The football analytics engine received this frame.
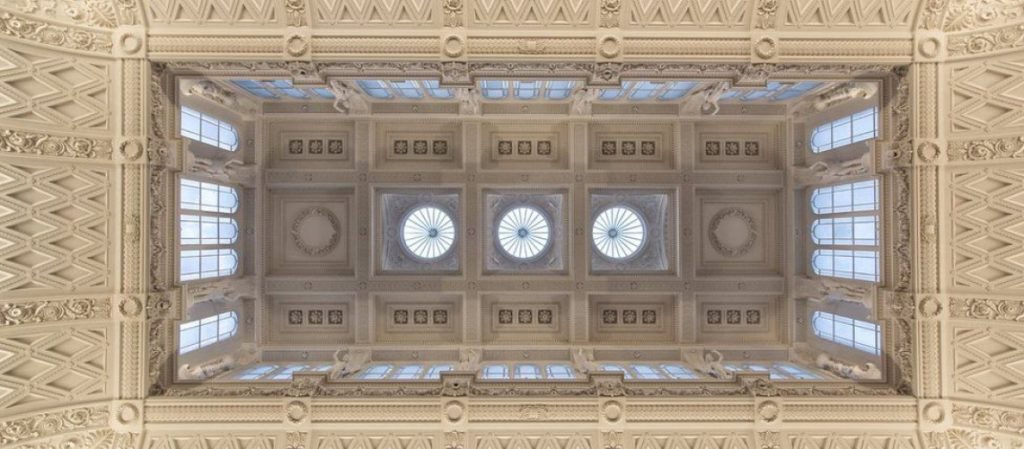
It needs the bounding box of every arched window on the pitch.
[178,311,238,354]
[810,107,877,153]
[812,311,881,355]
[180,179,240,282]
[810,180,880,282]
[180,106,239,151]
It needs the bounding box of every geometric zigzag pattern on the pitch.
[953,326,1024,404]
[146,434,277,449]
[787,434,918,449]
[472,0,590,26]
[628,0,748,27]
[782,0,914,28]
[634,435,752,449]
[950,56,1024,135]
[145,0,281,25]
[0,47,109,131]
[316,0,434,25]
[0,160,111,293]
[950,168,1024,292]
[0,326,108,411]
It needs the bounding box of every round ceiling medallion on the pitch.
[401,206,456,260]
[592,206,646,260]
[708,207,757,257]
[497,206,551,261]
[291,207,341,257]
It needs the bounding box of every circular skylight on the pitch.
[592,206,646,260]
[401,206,456,260]
[497,206,551,260]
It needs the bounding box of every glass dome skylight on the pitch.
[592,206,646,260]
[401,206,456,260]
[497,206,551,260]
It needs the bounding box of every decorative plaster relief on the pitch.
[625,0,748,28]
[470,0,592,27]
[0,297,109,325]
[948,136,1024,161]
[374,294,462,343]
[950,56,1024,135]
[950,297,1024,322]
[952,325,1024,404]
[0,326,108,411]
[781,0,914,28]
[269,190,354,276]
[0,129,112,159]
[950,168,1024,293]
[0,45,110,130]
[0,158,112,294]
[588,294,675,343]
[707,207,757,258]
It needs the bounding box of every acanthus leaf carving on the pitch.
[950,297,1024,322]
[0,406,109,446]
[0,129,112,159]
[949,136,1024,161]
[0,297,110,325]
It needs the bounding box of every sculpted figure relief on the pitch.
[456,87,482,115]
[794,277,872,308]
[456,347,482,371]
[329,80,370,115]
[683,349,733,379]
[178,344,257,381]
[814,82,878,111]
[571,347,601,374]
[183,150,256,185]
[185,80,239,108]
[329,348,371,379]
[570,87,599,116]
[816,353,882,380]
[793,151,873,186]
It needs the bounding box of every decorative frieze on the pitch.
[952,404,1024,436]
[0,11,112,53]
[0,297,110,325]
[950,297,1024,322]
[0,406,109,446]
[0,129,112,159]
[948,136,1024,161]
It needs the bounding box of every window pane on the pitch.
[810,311,880,355]
[180,248,238,281]
[481,364,508,379]
[811,180,879,215]
[426,364,453,379]
[632,364,661,379]
[180,179,239,214]
[360,364,391,379]
[812,216,878,246]
[810,107,877,153]
[514,364,541,379]
[393,365,424,380]
[812,249,879,282]
[180,107,239,151]
[662,364,697,379]
[178,311,237,354]
[546,364,574,379]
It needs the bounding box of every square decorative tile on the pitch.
[621,141,636,155]
[394,309,409,324]
[622,309,637,324]
[517,141,532,155]
[726,309,741,324]
[705,141,720,156]
[393,140,409,154]
[433,309,448,324]
[537,141,552,155]
[641,141,656,156]
[744,141,759,156]
[707,309,722,324]
[537,309,553,324]
[601,141,616,155]
[413,309,429,324]
[433,140,448,155]
[309,140,324,154]
[328,309,343,324]
[413,140,428,154]
[642,309,657,324]
[498,309,513,324]
[725,141,740,156]
[518,309,533,324]
[328,139,344,154]
[602,309,618,324]
[289,140,304,154]
[498,141,513,155]
[746,309,761,324]
[288,309,304,325]
[308,309,323,324]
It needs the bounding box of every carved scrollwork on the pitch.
[599,0,620,27]
[0,298,109,325]
[0,406,109,446]
[950,297,1024,322]
[708,208,757,257]
[0,129,112,159]
[290,207,341,257]
[949,136,1024,161]
[0,11,112,53]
